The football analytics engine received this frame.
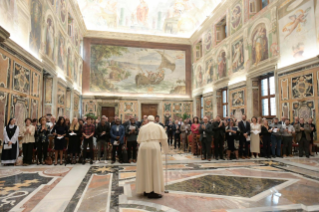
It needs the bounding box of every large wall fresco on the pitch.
[0,0,83,88]
[89,45,187,95]
[77,0,221,37]
[278,0,318,68]
[191,0,282,92]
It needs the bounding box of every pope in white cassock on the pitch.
[135,115,169,199]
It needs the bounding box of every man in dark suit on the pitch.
[238,114,251,159]
[308,118,316,156]
[166,118,175,146]
[295,118,312,158]
[174,120,181,149]
[212,116,225,160]
[200,116,213,161]
[123,115,132,129]
[155,115,164,128]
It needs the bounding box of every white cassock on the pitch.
[135,121,169,194]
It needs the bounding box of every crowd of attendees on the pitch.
[1,113,316,166]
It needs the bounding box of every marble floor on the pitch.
[1,148,319,212]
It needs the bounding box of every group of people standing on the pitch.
[185,114,316,161]
[1,113,316,166]
[1,114,163,166]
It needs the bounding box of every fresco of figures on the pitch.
[29,0,43,56]
[77,0,221,37]
[45,16,55,60]
[278,0,317,68]
[230,2,243,34]
[90,45,186,95]
[58,32,66,71]
[232,38,244,73]
[251,23,269,66]
[217,50,227,79]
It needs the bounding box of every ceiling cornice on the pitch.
[190,0,229,44]
[70,0,87,36]
[84,30,191,45]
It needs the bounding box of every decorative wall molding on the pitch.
[0,26,10,43]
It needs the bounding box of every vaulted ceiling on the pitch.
[76,0,222,38]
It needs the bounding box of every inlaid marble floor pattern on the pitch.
[1,149,319,212]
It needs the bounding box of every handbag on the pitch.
[45,156,53,165]
[234,139,239,149]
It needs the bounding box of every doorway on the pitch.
[101,107,115,123]
[141,104,158,118]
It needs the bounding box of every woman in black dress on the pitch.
[1,118,20,166]
[52,117,68,165]
[260,119,272,158]
[68,117,82,164]
[225,120,239,160]
[36,117,49,165]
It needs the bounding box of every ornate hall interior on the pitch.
[1,0,319,211]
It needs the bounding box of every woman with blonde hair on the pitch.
[68,117,82,164]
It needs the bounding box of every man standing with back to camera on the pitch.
[135,115,169,199]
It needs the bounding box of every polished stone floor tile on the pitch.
[166,174,287,198]
[1,153,319,212]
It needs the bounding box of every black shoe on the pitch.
[216,158,219,160]
[90,161,93,165]
[82,162,85,165]
[306,156,310,158]
[111,161,115,164]
[143,192,150,197]
[272,155,276,158]
[148,192,163,199]
[220,158,225,160]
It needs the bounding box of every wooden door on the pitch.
[101,107,115,123]
[141,104,158,118]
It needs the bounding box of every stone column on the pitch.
[252,78,260,117]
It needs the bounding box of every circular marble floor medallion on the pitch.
[44,167,70,175]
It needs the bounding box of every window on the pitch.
[249,0,269,15]
[222,89,228,118]
[200,96,204,119]
[215,16,227,44]
[195,40,202,61]
[261,0,269,9]
[260,75,276,118]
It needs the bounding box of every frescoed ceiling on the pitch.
[76,0,222,38]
